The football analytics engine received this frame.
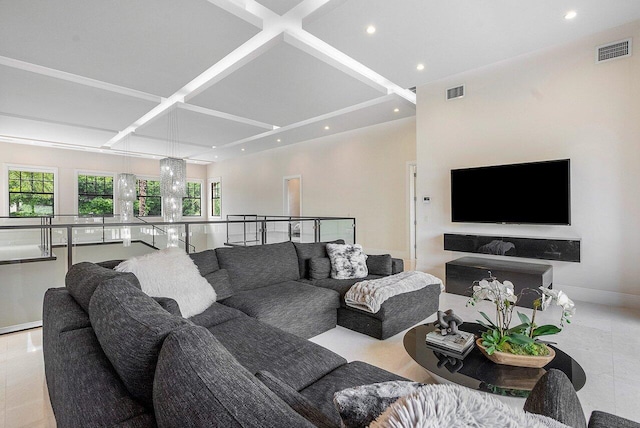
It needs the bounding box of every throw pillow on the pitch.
[326,243,368,280]
[309,257,332,280]
[370,384,570,428]
[333,381,424,428]
[203,268,235,300]
[115,247,216,318]
[366,254,393,276]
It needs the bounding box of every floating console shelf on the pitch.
[445,256,553,309]
[444,233,580,263]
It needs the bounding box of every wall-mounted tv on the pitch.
[451,159,571,225]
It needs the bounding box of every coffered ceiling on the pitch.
[1,0,639,163]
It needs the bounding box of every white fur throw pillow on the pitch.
[370,384,569,428]
[115,248,216,318]
[326,243,368,280]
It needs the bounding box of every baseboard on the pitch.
[557,284,640,310]
[0,320,42,335]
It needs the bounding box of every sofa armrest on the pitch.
[391,258,404,274]
[524,369,587,428]
[589,411,640,428]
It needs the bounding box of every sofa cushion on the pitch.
[293,240,345,279]
[89,276,189,407]
[153,297,182,317]
[207,316,346,391]
[255,371,338,428]
[300,361,407,426]
[366,254,393,276]
[154,325,314,428]
[55,327,154,427]
[66,262,141,313]
[115,248,216,318]
[221,281,339,336]
[216,241,300,291]
[524,369,587,428]
[308,275,384,298]
[309,257,332,280]
[326,243,368,280]
[188,302,246,328]
[203,268,234,300]
[188,249,219,275]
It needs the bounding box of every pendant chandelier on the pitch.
[160,105,186,247]
[116,134,136,247]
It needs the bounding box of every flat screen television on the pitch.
[451,159,571,225]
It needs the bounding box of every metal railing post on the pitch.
[67,226,73,270]
[352,218,356,244]
[261,220,267,244]
[185,223,190,253]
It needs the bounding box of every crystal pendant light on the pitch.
[160,105,186,247]
[116,135,136,247]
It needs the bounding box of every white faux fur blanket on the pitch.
[344,271,443,314]
[371,384,569,428]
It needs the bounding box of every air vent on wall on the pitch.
[596,38,632,63]
[446,85,465,100]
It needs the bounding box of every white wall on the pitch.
[416,21,640,307]
[0,142,208,217]
[207,117,417,258]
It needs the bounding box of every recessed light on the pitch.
[276,138,281,142]
[394,108,400,113]
[214,155,218,159]
[564,10,577,20]
[366,25,376,34]
[211,145,217,149]
[324,126,330,130]
[241,148,245,151]
[416,63,425,71]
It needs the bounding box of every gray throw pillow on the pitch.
[326,244,368,280]
[203,268,234,300]
[366,254,393,276]
[333,381,423,428]
[309,258,332,280]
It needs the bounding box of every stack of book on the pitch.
[426,329,475,358]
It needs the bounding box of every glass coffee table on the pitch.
[404,322,586,397]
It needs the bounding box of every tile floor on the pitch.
[0,292,639,427]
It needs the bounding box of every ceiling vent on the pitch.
[408,86,417,93]
[596,38,632,63]
[446,85,465,100]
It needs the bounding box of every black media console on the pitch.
[445,256,553,309]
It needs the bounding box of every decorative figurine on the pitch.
[435,309,464,336]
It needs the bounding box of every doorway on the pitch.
[408,163,417,260]
[284,176,302,241]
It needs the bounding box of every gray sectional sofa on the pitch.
[43,240,441,427]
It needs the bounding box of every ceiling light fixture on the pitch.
[394,108,400,113]
[324,126,330,130]
[416,63,425,71]
[211,145,217,149]
[160,105,186,248]
[277,139,281,142]
[215,156,218,159]
[366,25,376,34]
[564,10,577,20]
[241,148,245,151]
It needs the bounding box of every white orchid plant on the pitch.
[466,272,576,356]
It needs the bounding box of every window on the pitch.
[211,179,221,217]
[135,178,161,217]
[182,182,202,217]
[78,174,114,215]
[8,169,55,217]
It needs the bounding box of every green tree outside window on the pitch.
[8,170,55,217]
[211,181,221,217]
[78,174,113,215]
[183,182,201,217]
[135,179,161,216]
